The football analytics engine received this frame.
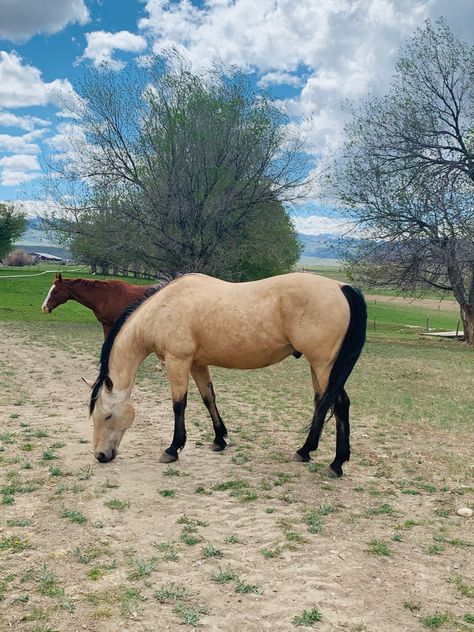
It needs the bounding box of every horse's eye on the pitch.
[105,414,112,421]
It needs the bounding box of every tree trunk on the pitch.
[460,303,474,347]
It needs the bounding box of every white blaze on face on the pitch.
[41,284,55,313]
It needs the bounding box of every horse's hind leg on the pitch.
[159,358,191,463]
[327,389,350,478]
[191,365,228,452]
[295,367,327,462]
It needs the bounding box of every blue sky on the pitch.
[0,0,472,235]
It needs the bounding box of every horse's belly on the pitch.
[195,345,293,370]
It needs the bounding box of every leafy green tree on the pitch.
[328,19,474,345]
[0,203,26,261]
[46,54,305,279]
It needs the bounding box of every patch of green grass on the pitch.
[450,575,474,598]
[210,567,237,583]
[463,614,474,624]
[77,465,94,480]
[202,543,223,559]
[49,466,63,477]
[164,466,181,477]
[159,489,176,498]
[154,542,179,562]
[173,601,208,626]
[120,587,144,617]
[225,534,240,544]
[421,613,449,628]
[365,503,395,516]
[368,539,392,557]
[41,449,58,462]
[0,535,31,552]
[235,579,262,594]
[180,533,201,546]
[261,546,282,558]
[292,607,322,626]
[154,583,191,602]
[60,508,87,524]
[6,517,31,527]
[103,498,129,511]
[37,565,63,598]
[128,556,157,581]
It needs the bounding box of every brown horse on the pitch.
[41,273,158,337]
[87,273,367,476]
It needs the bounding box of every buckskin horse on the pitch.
[41,273,159,337]
[87,273,367,476]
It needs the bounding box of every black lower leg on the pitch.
[165,393,188,458]
[297,394,325,461]
[329,389,350,476]
[203,382,227,450]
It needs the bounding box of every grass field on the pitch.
[0,266,472,631]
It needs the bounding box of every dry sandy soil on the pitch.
[0,322,473,632]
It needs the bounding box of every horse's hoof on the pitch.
[159,451,178,463]
[294,451,310,463]
[326,464,343,478]
[210,442,226,452]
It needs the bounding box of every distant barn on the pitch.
[28,252,63,263]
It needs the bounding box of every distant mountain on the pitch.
[13,218,71,260]
[14,219,357,263]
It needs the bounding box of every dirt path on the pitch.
[365,294,459,312]
[0,323,472,632]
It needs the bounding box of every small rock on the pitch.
[456,507,473,517]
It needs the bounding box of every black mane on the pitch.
[89,276,174,414]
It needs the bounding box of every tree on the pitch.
[328,19,474,345]
[0,203,26,261]
[46,55,305,279]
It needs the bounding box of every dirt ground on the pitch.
[0,322,473,632]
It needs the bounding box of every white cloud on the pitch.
[258,71,303,88]
[0,51,76,108]
[0,130,46,154]
[0,0,89,43]
[81,30,148,71]
[138,0,473,158]
[292,214,355,236]
[0,110,50,131]
[0,153,41,186]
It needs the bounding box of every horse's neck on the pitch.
[66,280,104,311]
[108,324,150,392]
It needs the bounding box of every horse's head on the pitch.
[88,378,135,463]
[41,273,68,313]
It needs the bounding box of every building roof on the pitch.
[28,252,63,261]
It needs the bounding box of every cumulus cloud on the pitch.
[138,0,473,158]
[0,130,45,154]
[0,0,89,43]
[292,214,356,236]
[257,71,303,88]
[0,153,41,186]
[0,51,76,108]
[0,110,50,131]
[81,30,148,70]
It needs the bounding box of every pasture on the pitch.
[0,269,473,631]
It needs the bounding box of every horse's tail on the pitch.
[314,284,367,423]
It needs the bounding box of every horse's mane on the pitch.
[89,274,175,414]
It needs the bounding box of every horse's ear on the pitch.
[56,272,63,282]
[104,376,113,392]
[81,377,94,389]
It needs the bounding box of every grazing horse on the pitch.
[41,273,158,337]
[88,273,367,476]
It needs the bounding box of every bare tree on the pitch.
[45,54,305,279]
[329,19,474,345]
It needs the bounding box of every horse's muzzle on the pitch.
[95,448,117,463]
[41,306,51,314]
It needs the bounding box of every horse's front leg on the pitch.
[191,365,228,452]
[159,357,191,463]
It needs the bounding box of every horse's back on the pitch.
[139,273,351,369]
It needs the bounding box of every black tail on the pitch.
[314,285,367,424]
